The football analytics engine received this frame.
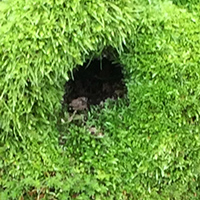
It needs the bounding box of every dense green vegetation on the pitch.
[0,0,200,199]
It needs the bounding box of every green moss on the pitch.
[0,0,200,199]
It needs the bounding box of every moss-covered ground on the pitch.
[0,0,200,199]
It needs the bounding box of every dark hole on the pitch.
[63,56,127,111]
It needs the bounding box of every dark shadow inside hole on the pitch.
[63,56,127,111]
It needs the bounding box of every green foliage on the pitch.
[120,1,200,198]
[0,0,138,141]
[1,0,200,199]
[172,0,199,6]
[172,0,200,11]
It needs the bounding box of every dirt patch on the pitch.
[63,57,127,111]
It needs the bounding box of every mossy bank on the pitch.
[0,0,200,199]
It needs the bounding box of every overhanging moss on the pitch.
[0,0,140,140]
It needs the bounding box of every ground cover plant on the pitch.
[0,0,200,199]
